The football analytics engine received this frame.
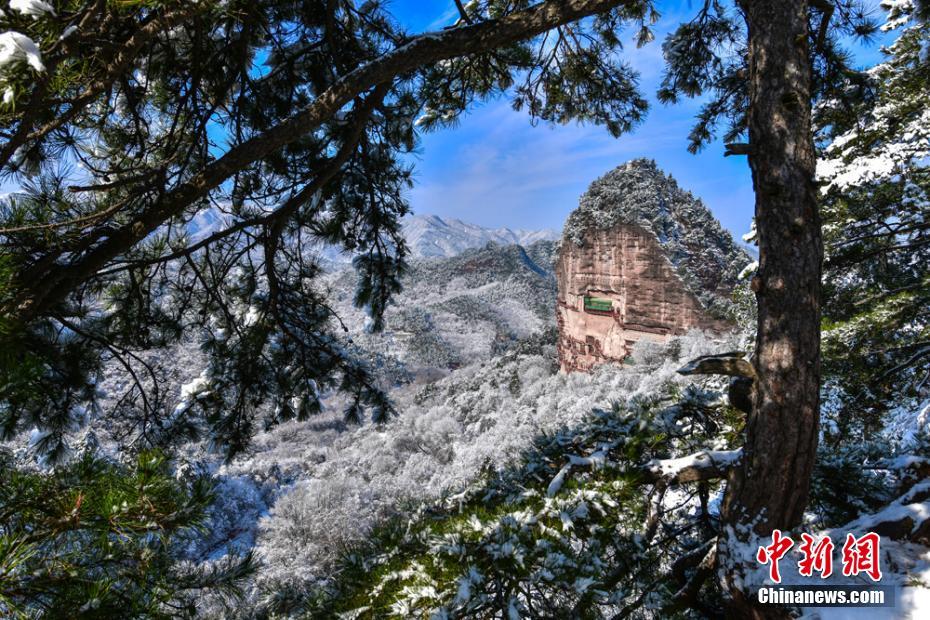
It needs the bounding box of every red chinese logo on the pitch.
[756,531,881,583]
[841,532,882,582]
[756,529,794,583]
[798,533,834,578]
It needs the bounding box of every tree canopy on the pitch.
[0,0,656,459]
[819,11,930,415]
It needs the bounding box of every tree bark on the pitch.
[720,1,822,617]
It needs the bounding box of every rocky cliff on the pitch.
[557,159,750,372]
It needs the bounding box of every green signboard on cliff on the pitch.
[584,296,613,313]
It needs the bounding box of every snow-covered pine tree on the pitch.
[0,447,255,617]
[657,2,879,614]
[817,0,930,415]
[0,1,914,616]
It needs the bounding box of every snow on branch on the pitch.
[546,449,611,497]
[676,353,756,379]
[9,0,56,19]
[547,447,741,497]
[641,449,742,485]
[0,31,45,73]
[867,455,930,472]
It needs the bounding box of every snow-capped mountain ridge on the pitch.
[187,210,558,264]
[403,214,559,258]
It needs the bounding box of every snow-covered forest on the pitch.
[1,1,929,619]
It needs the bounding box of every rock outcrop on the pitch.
[557,159,750,373]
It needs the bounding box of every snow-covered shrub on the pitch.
[309,380,738,617]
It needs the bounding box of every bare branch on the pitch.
[677,352,756,380]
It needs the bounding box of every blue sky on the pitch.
[389,1,893,237]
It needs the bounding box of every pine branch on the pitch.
[12,0,631,323]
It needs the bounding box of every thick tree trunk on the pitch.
[720,1,822,616]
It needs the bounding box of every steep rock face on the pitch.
[557,159,750,372]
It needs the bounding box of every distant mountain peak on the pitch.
[401,214,559,259]
[311,214,558,265]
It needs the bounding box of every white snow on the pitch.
[880,0,915,30]
[837,481,930,537]
[172,370,212,416]
[59,25,78,41]
[9,0,55,19]
[217,332,734,593]
[738,261,759,280]
[547,464,572,497]
[882,455,930,470]
[644,448,742,479]
[0,31,45,72]
[568,449,608,468]
[399,214,558,260]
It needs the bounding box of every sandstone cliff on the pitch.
[557,159,750,372]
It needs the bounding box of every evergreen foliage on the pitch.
[0,1,927,617]
[0,448,254,618]
[0,0,656,462]
[656,0,878,154]
[803,3,930,547]
[818,5,930,414]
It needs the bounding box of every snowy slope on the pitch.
[323,239,558,375]
[195,332,737,608]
